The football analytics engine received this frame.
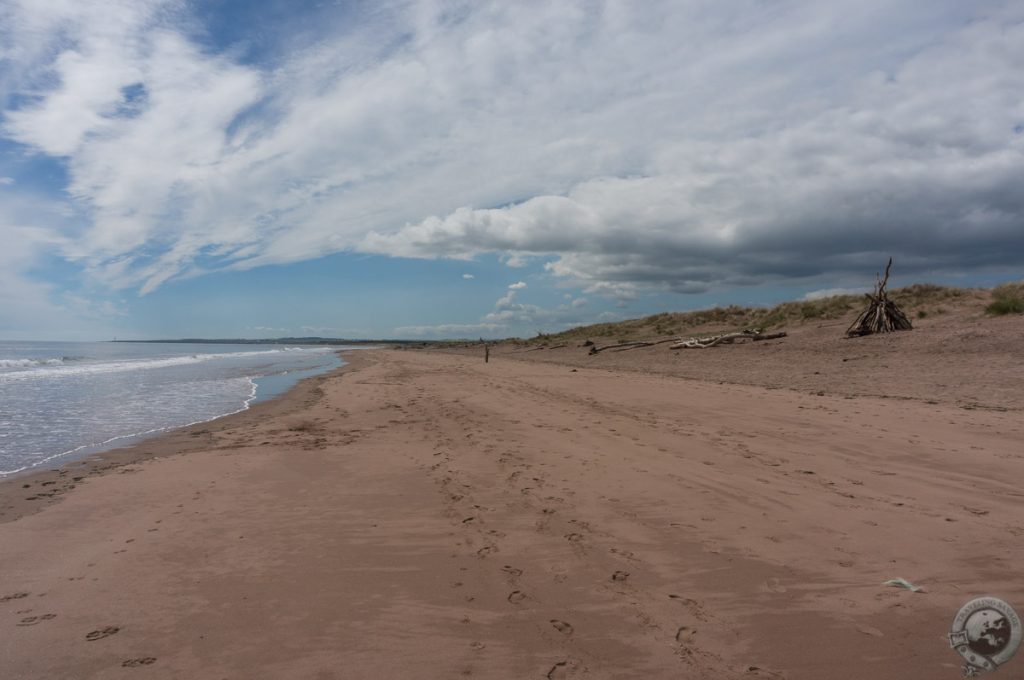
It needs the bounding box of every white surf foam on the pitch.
[0,377,260,477]
[0,347,331,382]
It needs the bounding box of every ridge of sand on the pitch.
[1,349,1022,679]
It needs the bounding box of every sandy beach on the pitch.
[2,345,1023,679]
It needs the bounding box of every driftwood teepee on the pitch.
[845,258,912,337]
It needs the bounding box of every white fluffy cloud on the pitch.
[396,282,604,338]
[3,1,1023,299]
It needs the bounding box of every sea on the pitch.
[0,341,349,477]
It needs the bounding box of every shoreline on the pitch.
[0,350,369,524]
[1,348,1021,678]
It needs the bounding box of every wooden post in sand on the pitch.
[485,343,490,363]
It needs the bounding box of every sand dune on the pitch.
[2,348,1022,678]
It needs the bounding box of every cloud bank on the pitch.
[396,280,600,338]
[2,0,1023,300]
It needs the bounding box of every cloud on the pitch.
[2,1,1023,299]
[298,325,371,337]
[401,282,603,338]
[0,226,63,332]
[0,207,119,338]
[462,273,474,279]
[62,292,127,319]
[802,287,869,301]
[395,322,505,337]
[0,177,13,185]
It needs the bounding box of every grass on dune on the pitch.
[524,283,992,346]
[985,281,1024,316]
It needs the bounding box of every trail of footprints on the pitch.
[17,613,56,626]
[85,626,120,641]
[412,378,595,676]
[5,591,158,670]
[408,361,774,676]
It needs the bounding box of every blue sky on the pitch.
[1,1,1022,341]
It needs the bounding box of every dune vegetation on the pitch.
[524,283,999,346]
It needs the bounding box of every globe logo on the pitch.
[950,597,1021,676]
[965,609,1011,656]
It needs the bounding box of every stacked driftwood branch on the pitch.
[669,329,787,349]
[587,330,788,354]
[845,258,912,337]
[588,338,677,354]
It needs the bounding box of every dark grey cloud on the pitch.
[2,0,1022,299]
[364,8,1024,293]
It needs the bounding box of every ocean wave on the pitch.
[0,377,260,476]
[0,357,65,368]
[0,355,90,369]
[0,347,331,381]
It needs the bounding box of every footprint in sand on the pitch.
[668,594,708,620]
[507,590,527,604]
[546,660,576,679]
[765,578,786,593]
[86,626,120,641]
[501,565,523,578]
[476,545,497,558]
[1,592,29,603]
[564,533,583,542]
[122,658,157,667]
[611,570,630,582]
[16,613,56,626]
[675,626,697,643]
[550,619,574,635]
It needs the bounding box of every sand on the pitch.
[1,345,1022,679]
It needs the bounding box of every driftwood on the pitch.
[610,337,679,351]
[669,330,787,349]
[846,258,912,337]
[589,341,651,354]
[606,337,679,352]
[515,343,568,353]
[589,338,681,354]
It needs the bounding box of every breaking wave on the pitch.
[0,347,331,382]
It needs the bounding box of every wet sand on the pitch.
[1,348,1022,679]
